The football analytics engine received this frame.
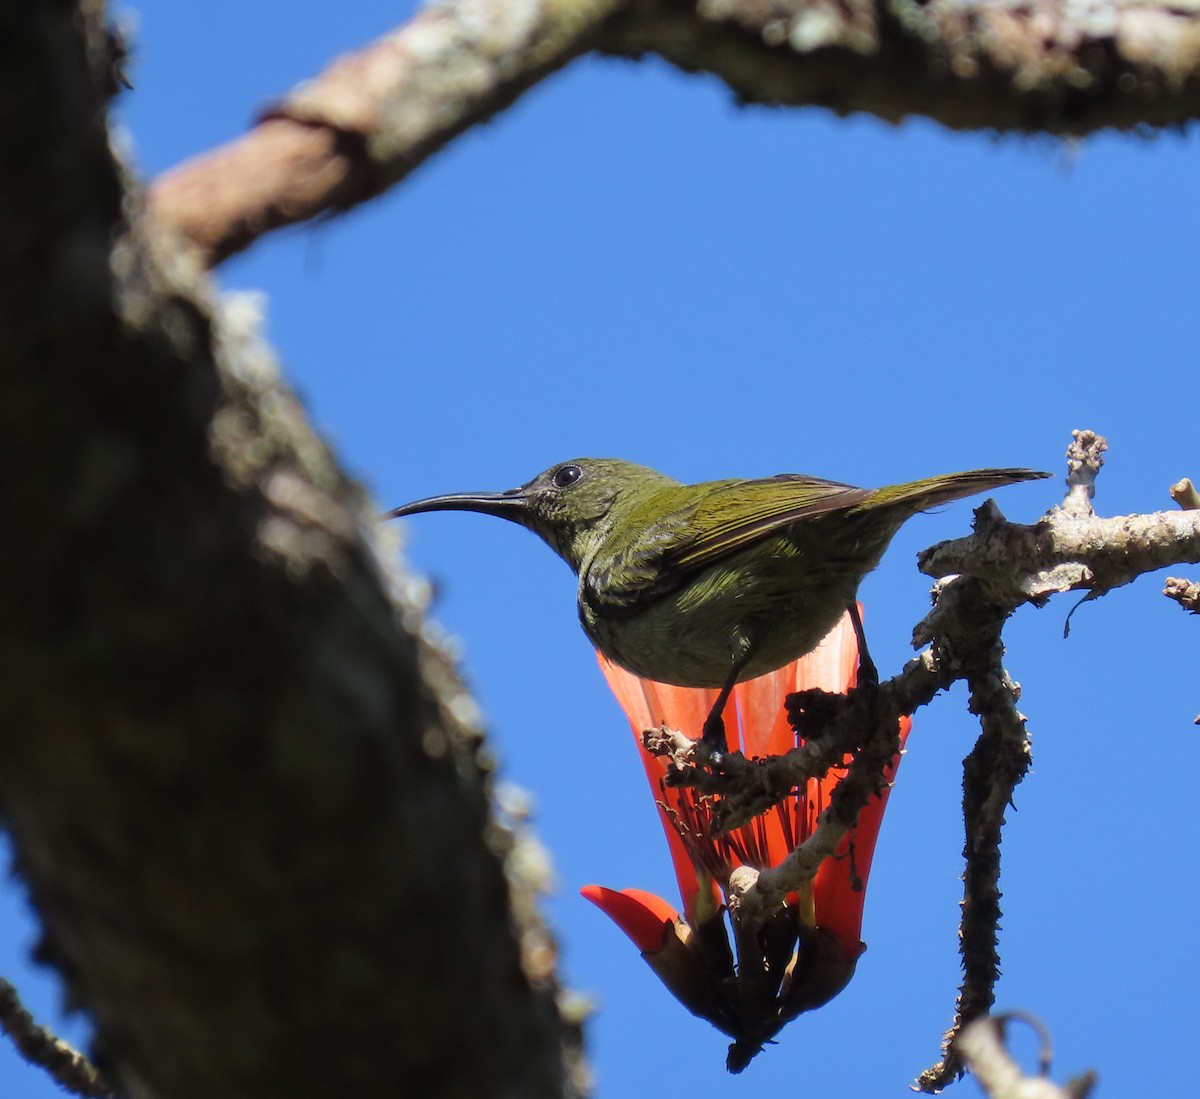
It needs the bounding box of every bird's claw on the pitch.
[701,714,728,755]
[856,654,880,690]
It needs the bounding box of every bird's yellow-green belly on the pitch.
[580,554,860,688]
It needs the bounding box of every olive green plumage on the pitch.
[388,459,1048,689]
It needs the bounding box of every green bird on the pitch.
[388,460,1048,749]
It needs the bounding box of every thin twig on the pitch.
[0,978,118,1098]
[915,652,1032,1092]
[1164,575,1200,614]
[1170,477,1200,511]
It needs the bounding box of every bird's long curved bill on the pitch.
[384,489,529,521]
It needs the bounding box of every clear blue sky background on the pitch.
[4,3,1197,1095]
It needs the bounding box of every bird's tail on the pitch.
[871,468,1051,512]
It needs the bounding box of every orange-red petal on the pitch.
[580,885,681,953]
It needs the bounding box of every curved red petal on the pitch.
[580,885,681,953]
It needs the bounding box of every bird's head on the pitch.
[387,458,677,573]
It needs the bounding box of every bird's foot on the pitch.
[846,602,879,690]
[701,713,728,755]
[856,651,880,691]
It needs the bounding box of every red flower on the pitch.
[581,609,911,1070]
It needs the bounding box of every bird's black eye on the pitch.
[552,464,582,489]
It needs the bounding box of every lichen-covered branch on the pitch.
[641,660,933,926]
[643,652,939,826]
[150,0,1200,265]
[600,0,1200,132]
[919,431,1200,618]
[921,501,1200,607]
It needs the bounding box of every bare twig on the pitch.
[1165,478,1200,622]
[1164,576,1200,724]
[1171,477,1200,510]
[1164,575,1200,614]
[1061,429,1104,517]
[639,651,942,925]
[915,651,1031,1092]
[0,979,118,1098]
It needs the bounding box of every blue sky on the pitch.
[4,3,1198,1095]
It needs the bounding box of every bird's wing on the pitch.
[669,475,873,571]
[585,476,872,617]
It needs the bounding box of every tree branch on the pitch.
[149,0,1200,264]
[918,430,1200,623]
[1165,575,1200,613]
[642,651,939,830]
[600,0,1200,133]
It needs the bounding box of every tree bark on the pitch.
[0,5,581,1097]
